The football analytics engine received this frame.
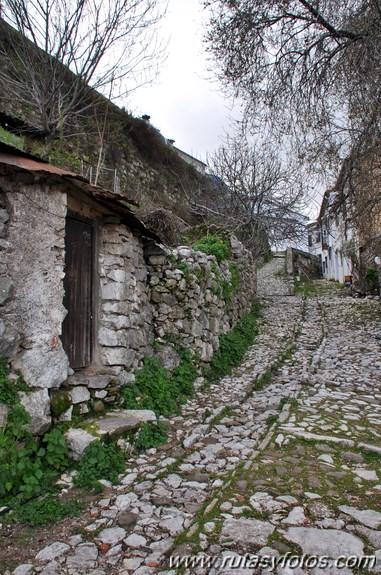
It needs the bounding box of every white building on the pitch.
[308,191,353,284]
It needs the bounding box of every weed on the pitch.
[205,301,261,383]
[192,236,230,263]
[41,428,69,471]
[266,414,278,427]
[11,494,83,527]
[134,421,168,450]
[0,359,28,405]
[177,261,191,282]
[74,441,125,491]
[211,406,233,427]
[122,350,196,417]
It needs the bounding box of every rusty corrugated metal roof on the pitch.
[0,150,160,241]
[0,152,82,177]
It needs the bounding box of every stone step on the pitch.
[65,409,156,460]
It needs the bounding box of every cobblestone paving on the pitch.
[3,262,381,575]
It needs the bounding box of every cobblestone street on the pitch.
[3,255,381,575]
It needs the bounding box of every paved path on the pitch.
[3,262,381,575]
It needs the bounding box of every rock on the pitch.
[354,525,381,548]
[275,433,284,446]
[282,527,364,558]
[282,507,308,525]
[12,347,69,389]
[65,543,99,568]
[353,469,379,481]
[19,388,51,435]
[0,276,13,305]
[124,533,147,548]
[318,454,334,465]
[0,319,20,357]
[36,542,70,562]
[160,514,185,536]
[164,474,182,489]
[123,557,145,570]
[65,428,97,460]
[98,527,126,546]
[220,518,275,547]
[0,402,9,426]
[70,386,90,404]
[86,410,156,438]
[114,492,139,511]
[12,566,34,575]
[338,506,381,529]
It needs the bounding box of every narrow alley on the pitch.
[3,254,381,575]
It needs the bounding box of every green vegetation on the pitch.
[204,300,261,382]
[0,126,25,150]
[74,440,125,491]
[365,267,379,291]
[11,494,83,527]
[134,420,168,450]
[122,349,197,417]
[0,358,28,404]
[192,235,230,262]
[0,359,67,502]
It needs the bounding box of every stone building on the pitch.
[0,144,257,433]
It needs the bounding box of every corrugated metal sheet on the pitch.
[0,151,160,241]
[0,152,80,177]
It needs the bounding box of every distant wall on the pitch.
[286,247,322,280]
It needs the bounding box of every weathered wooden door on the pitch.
[62,216,93,369]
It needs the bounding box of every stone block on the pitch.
[87,376,111,389]
[19,388,51,435]
[13,347,69,389]
[71,386,90,404]
[101,347,136,366]
[98,327,120,347]
[0,276,13,305]
[101,281,128,301]
[65,428,97,460]
[0,318,20,357]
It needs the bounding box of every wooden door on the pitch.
[62,216,93,369]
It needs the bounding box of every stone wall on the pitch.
[0,178,69,433]
[98,221,154,370]
[286,247,322,281]
[146,237,257,368]
[0,176,257,433]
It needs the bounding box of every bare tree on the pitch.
[0,0,167,136]
[187,132,308,257]
[203,0,381,177]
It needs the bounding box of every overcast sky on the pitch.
[128,0,241,163]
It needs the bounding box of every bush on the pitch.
[74,441,125,491]
[134,421,168,450]
[205,301,261,382]
[122,350,197,417]
[192,235,230,262]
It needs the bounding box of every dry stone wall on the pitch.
[0,177,257,432]
[146,237,257,369]
[98,221,154,370]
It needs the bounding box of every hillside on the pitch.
[0,18,217,244]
